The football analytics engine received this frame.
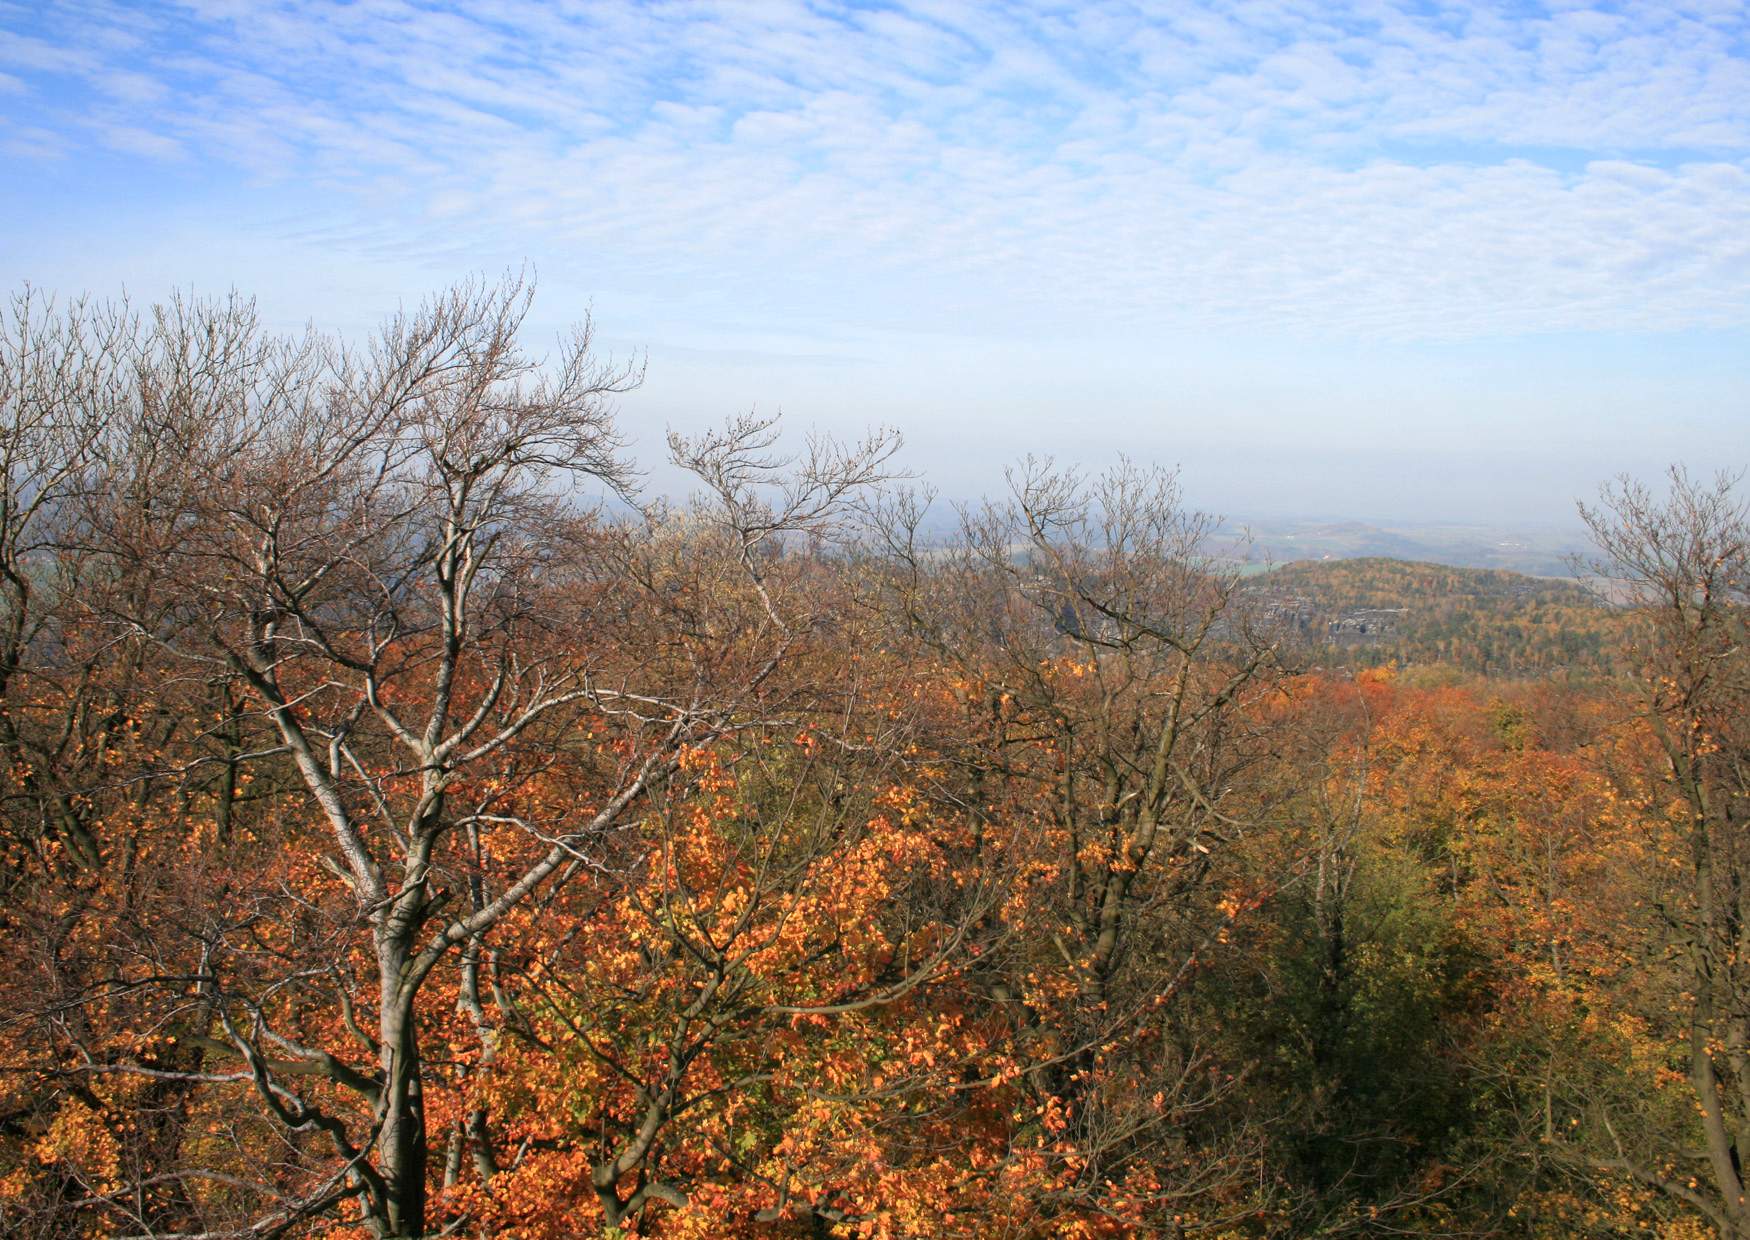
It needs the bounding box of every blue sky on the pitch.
[2,0,1747,523]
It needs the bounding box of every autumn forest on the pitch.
[3,279,1749,1240]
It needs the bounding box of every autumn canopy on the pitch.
[1,280,1746,1240]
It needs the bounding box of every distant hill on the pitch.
[1218,517,1590,577]
[1245,558,1633,678]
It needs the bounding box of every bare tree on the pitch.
[7,276,897,1239]
[1577,467,1750,1237]
[0,287,144,872]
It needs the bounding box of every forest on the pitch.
[1246,559,1634,679]
[0,279,1746,1240]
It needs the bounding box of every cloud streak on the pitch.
[2,0,1748,343]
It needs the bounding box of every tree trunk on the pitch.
[377,963,428,1238]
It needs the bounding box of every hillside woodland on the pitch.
[1248,559,1633,678]
[1,282,1747,1239]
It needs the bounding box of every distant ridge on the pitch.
[1215,517,1590,578]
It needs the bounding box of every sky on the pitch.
[2,0,1747,525]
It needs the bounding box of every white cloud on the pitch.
[0,118,66,160]
[91,120,186,159]
[0,0,1747,343]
